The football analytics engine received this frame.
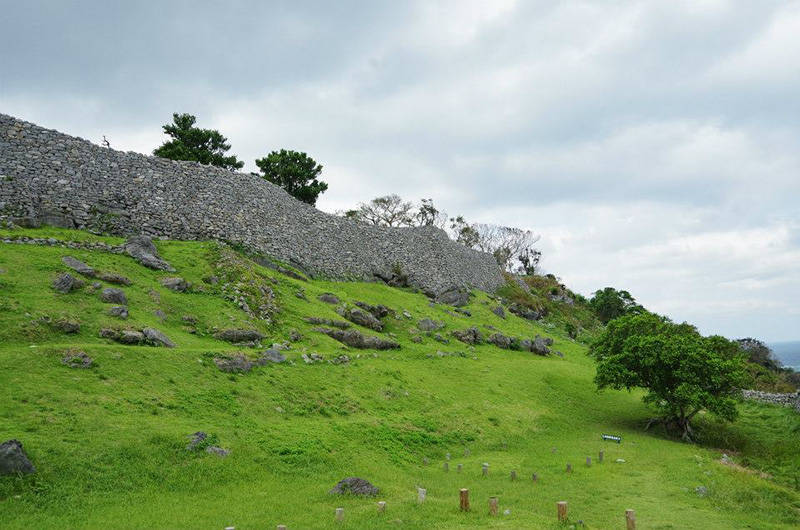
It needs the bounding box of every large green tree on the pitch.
[153,113,244,170]
[255,150,328,206]
[589,287,644,323]
[589,313,746,441]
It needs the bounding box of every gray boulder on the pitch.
[100,328,145,345]
[186,431,207,450]
[315,328,400,350]
[100,287,127,305]
[161,277,189,292]
[214,329,265,343]
[329,477,379,496]
[487,333,513,349]
[143,327,175,348]
[61,350,92,368]
[124,235,175,271]
[98,272,131,286]
[492,306,506,319]
[436,290,470,307]
[107,306,129,319]
[0,439,36,475]
[53,319,80,334]
[520,335,551,355]
[509,304,542,321]
[62,256,95,277]
[354,301,391,319]
[206,446,231,457]
[214,354,254,373]
[318,293,340,304]
[53,273,83,294]
[304,317,351,329]
[258,348,287,364]
[418,318,445,332]
[339,307,383,331]
[452,326,483,345]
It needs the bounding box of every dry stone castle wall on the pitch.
[0,113,504,296]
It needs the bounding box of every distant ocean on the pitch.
[769,341,800,372]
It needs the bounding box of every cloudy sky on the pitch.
[2,1,799,341]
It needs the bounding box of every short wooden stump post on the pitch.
[418,488,427,503]
[626,509,636,530]
[502,441,507,450]
[482,463,489,476]
[557,501,568,522]
[444,462,449,472]
[464,448,471,457]
[586,456,592,467]
[566,462,572,473]
[423,456,428,466]
[335,507,344,522]
[510,470,517,481]
[457,464,463,473]
[532,472,539,483]
[599,450,604,463]
[446,452,451,460]
[277,526,287,530]
[377,501,386,513]
[460,488,470,512]
[489,496,499,516]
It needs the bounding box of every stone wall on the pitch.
[0,113,504,296]
[742,390,800,412]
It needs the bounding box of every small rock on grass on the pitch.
[0,439,36,475]
[100,287,127,305]
[61,350,92,369]
[53,273,84,294]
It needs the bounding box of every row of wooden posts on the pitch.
[263,496,637,529]
[427,450,605,477]
[238,447,638,528]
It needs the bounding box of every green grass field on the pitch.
[1,227,798,529]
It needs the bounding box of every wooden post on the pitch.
[482,463,489,476]
[457,464,463,473]
[586,456,592,467]
[335,507,344,522]
[502,441,507,450]
[599,450,604,463]
[444,462,449,472]
[489,496,499,516]
[377,501,386,513]
[423,456,428,466]
[626,509,636,530]
[446,452,451,460]
[418,488,427,503]
[557,501,568,522]
[532,472,539,483]
[510,470,517,481]
[277,526,287,530]
[464,448,470,456]
[566,462,572,473]
[551,446,557,453]
[460,489,470,511]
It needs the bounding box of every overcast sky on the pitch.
[2,1,799,341]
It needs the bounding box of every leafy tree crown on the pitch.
[153,113,243,170]
[255,150,328,206]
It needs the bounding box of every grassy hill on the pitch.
[1,227,798,529]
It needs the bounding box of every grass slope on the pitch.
[0,228,798,529]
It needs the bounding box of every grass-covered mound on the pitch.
[0,227,798,529]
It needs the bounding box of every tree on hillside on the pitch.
[589,287,644,324]
[736,338,782,371]
[153,113,244,170]
[255,149,328,206]
[589,313,746,441]
[470,224,541,272]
